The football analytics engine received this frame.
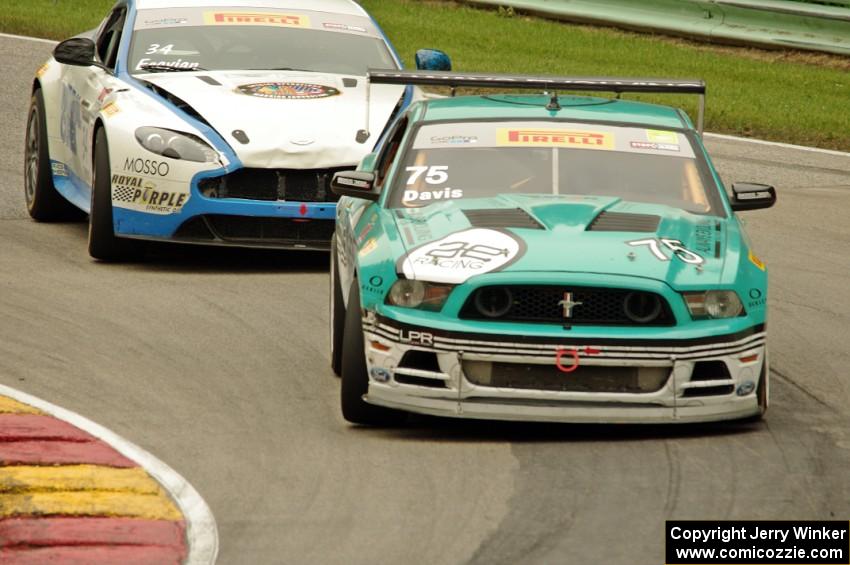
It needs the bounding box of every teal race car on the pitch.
[329,70,775,425]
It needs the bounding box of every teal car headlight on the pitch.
[135,127,217,163]
[386,280,453,311]
[684,290,744,319]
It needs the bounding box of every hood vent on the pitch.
[197,76,222,86]
[587,211,660,233]
[463,208,543,230]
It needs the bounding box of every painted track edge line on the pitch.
[704,132,850,158]
[0,32,57,45]
[3,31,847,159]
[0,383,218,565]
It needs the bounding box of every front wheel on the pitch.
[329,238,345,377]
[340,282,406,426]
[88,127,143,261]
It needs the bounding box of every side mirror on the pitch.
[53,38,100,68]
[331,171,379,201]
[730,182,776,212]
[415,49,452,71]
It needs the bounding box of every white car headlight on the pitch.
[135,127,218,163]
[386,280,453,311]
[684,290,744,319]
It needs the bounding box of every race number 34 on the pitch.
[628,238,704,265]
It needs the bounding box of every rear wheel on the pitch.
[329,238,345,377]
[340,283,406,426]
[88,127,143,261]
[25,90,81,221]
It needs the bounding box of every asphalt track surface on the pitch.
[2,36,850,565]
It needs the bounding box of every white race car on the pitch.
[25,0,450,259]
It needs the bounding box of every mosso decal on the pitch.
[398,228,525,284]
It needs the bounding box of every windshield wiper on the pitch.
[138,63,207,73]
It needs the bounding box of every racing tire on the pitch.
[340,283,406,426]
[25,90,82,221]
[329,238,345,377]
[89,127,143,261]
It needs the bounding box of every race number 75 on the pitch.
[406,165,448,185]
[628,238,704,265]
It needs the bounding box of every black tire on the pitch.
[329,238,345,377]
[25,90,81,221]
[340,283,406,426]
[88,127,143,261]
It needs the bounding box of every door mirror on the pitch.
[730,183,776,211]
[415,49,452,71]
[53,38,100,68]
[331,171,379,201]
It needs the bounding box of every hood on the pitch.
[394,195,729,288]
[141,70,405,168]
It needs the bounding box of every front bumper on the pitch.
[362,315,766,423]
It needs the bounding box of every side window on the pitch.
[95,8,126,71]
[375,117,409,187]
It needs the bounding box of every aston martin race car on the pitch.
[329,70,776,425]
[25,0,450,260]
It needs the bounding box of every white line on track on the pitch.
[4,29,848,159]
[0,382,219,565]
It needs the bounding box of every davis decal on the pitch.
[204,12,309,27]
[236,82,340,100]
[111,174,189,215]
[497,128,614,150]
[403,188,463,206]
[398,228,526,284]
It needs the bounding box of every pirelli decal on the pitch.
[497,128,614,150]
[203,11,309,27]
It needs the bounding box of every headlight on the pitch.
[135,127,218,163]
[683,290,744,319]
[386,280,453,311]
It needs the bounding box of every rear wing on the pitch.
[358,69,706,143]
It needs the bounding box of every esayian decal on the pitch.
[397,228,526,284]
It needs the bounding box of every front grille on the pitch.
[198,167,354,202]
[463,361,670,393]
[174,214,334,247]
[460,286,675,326]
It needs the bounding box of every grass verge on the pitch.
[0,0,847,150]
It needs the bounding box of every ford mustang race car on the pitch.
[24,0,450,260]
[329,70,776,425]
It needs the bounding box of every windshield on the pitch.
[130,7,396,74]
[389,121,720,215]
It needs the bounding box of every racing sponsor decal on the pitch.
[646,129,679,144]
[747,288,766,309]
[51,162,68,177]
[235,82,340,100]
[143,17,189,26]
[399,330,434,346]
[430,135,478,145]
[630,141,680,152]
[359,238,378,257]
[97,88,113,103]
[397,228,526,284]
[497,128,614,150]
[204,11,309,27]
[102,102,120,118]
[749,250,766,271]
[694,224,713,255]
[111,174,189,214]
[627,238,704,265]
[323,22,367,33]
[555,346,601,373]
[124,157,170,177]
[35,63,49,78]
